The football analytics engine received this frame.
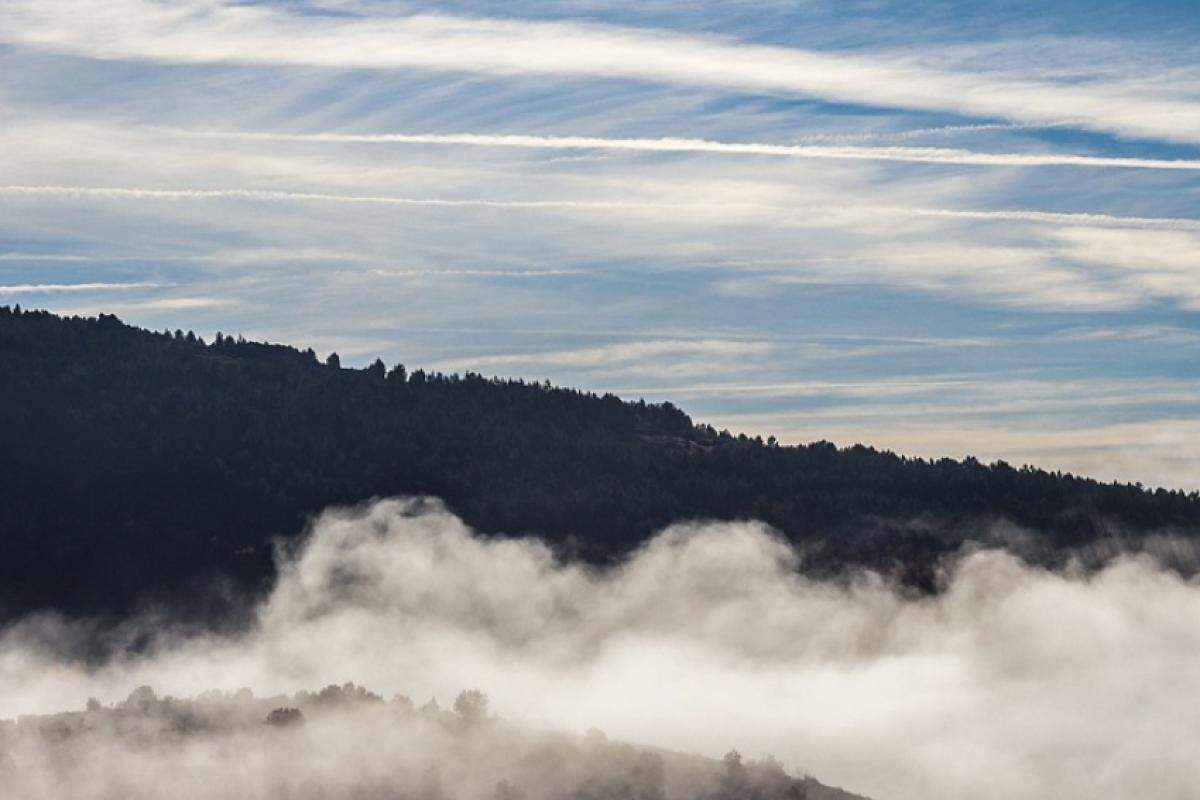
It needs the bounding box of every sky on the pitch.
[1,0,1199,489]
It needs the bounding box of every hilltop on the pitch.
[2,305,1198,619]
[2,681,869,800]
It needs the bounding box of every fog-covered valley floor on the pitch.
[4,498,1200,800]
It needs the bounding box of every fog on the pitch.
[4,497,1200,800]
[3,682,827,800]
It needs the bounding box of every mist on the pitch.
[4,497,1200,800]
[3,682,827,800]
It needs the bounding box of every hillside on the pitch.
[2,305,1199,620]
[1,682,870,800]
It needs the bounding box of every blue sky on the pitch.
[1,0,1199,488]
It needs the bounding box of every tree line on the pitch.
[2,305,1198,620]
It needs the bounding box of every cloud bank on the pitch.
[3,498,1200,800]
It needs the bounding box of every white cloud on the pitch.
[5,183,1197,233]
[163,128,1200,171]
[114,296,228,310]
[708,414,1200,490]
[7,499,1200,799]
[8,181,1200,312]
[364,267,580,278]
[1052,227,1200,309]
[714,242,1137,311]
[1,112,1196,320]
[435,339,773,374]
[4,1,1200,143]
[0,281,161,293]
[0,184,680,210]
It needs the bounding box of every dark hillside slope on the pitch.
[2,306,1198,619]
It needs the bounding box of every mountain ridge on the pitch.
[3,305,1198,621]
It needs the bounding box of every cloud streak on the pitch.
[0,184,702,211]
[167,129,1200,171]
[0,281,161,293]
[435,338,773,373]
[5,1,1200,143]
[364,267,582,278]
[6,184,1199,233]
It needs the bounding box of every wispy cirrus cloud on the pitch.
[743,417,1200,491]
[4,0,1200,143]
[6,184,1199,233]
[435,338,773,375]
[0,184,673,210]
[2,0,1198,491]
[363,267,581,278]
[6,174,1200,314]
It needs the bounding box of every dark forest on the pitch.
[3,305,1198,621]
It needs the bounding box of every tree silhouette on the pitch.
[1,305,1198,621]
[266,707,304,727]
[453,689,489,725]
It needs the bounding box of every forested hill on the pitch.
[3,305,1199,620]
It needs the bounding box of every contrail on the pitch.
[0,281,162,293]
[0,184,684,210]
[885,205,1200,231]
[4,184,1200,231]
[164,129,1200,171]
[0,253,206,262]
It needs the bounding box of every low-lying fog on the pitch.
[4,497,1199,800]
